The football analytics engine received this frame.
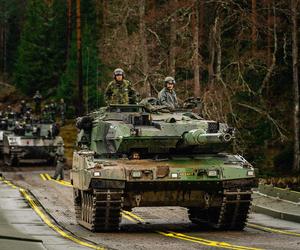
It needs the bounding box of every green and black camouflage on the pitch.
[105,80,137,105]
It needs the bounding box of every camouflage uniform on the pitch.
[105,80,137,105]
[33,91,42,114]
[58,99,66,126]
[53,145,64,180]
[158,87,178,110]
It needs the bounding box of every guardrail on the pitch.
[258,184,300,204]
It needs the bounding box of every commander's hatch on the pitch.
[105,104,151,126]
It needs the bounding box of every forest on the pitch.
[0,0,299,175]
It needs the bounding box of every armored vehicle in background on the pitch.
[3,122,63,166]
[0,113,17,155]
[71,103,257,232]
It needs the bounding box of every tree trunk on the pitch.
[292,0,299,172]
[169,0,177,76]
[193,0,200,97]
[139,0,151,96]
[251,0,257,54]
[66,0,72,61]
[267,0,272,66]
[76,0,84,115]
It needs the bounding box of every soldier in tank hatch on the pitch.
[158,76,178,110]
[105,68,137,105]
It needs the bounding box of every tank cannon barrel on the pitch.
[182,129,233,146]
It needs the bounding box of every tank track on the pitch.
[76,189,123,232]
[188,188,252,230]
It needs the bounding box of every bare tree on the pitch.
[251,0,257,54]
[139,0,151,96]
[169,0,177,76]
[292,0,299,172]
[76,0,84,115]
[192,0,200,97]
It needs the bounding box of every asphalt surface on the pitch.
[1,166,300,250]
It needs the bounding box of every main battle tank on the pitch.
[71,102,257,232]
[3,122,63,166]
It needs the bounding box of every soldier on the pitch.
[58,98,66,126]
[20,100,27,116]
[23,111,32,124]
[33,90,42,114]
[5,106,16,120]
[105,68,137,105]
[49,100,57,121]
[52,141,65,180]
[5,105,12,117]
[41,105,52,122]
[158,76,178,110]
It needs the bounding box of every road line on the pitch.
[121,212,138,223]
[122,210,145,223]
[45,173,52,180]
[2,179,17,189]
[20,188,105,250]
[0,177,105,250]
[158,231,262,250]
[41,173,73,187]
[168,232,262,250]
[38,174,300,244]
[40,174,47,181]
[247,223,300,237]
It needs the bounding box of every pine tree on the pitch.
[14,0,65,96]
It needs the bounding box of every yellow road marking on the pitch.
[40,174,47,181]
[33,175,300,246]
[41,173,73,187]
[53,180,73,187]
[20,188,105,250]
[158,231,262,250]
[0,177,105,250]
[3,179,17,189]
[45,173,52,180]
[247,223,300,237]
[122,210,145,223]
[121,212,137,223]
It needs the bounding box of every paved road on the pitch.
[1,168,300,250]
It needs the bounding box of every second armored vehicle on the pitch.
[3,122,63,166]
[71,103,257,232]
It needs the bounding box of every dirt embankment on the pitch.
[0,82,26,111]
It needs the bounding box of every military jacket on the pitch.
[105,80,137,105]
[158,87,178,110]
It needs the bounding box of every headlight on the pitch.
[93,172,101,177]
[171,172,179,178]
[247,170,254,176]
[131,170,142,178]
[207,170,218,177]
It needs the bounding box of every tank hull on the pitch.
[71,150,257,231]
[3,134,63,166]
